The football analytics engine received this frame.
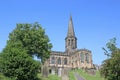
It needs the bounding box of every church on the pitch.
[48,16,93,76]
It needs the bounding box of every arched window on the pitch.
[80,53,84,63]
[71,39,73,45]
[51,56,55,64]
[64,58,67,65]
[71,39,74,49]
[68,39,70,46]
[58,57,61,65]
[85,53,89,63]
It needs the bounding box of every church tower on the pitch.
[65,16,77,50]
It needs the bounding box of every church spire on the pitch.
[65,15,77,50]
[67,15,75,37]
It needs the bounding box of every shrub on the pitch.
[0,47,39,80]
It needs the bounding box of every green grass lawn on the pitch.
[0,72,61,80]
[68,69,105,80]
[69,71,76,80]
[37,73,61,80]
[75,69,105,80]
[1,70,105,80]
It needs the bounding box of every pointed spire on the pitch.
[65,15,77,50]
[67,15,75,37]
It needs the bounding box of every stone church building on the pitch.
[48,16,93,76]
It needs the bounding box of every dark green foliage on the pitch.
[0,73,15,80]
[0,42,39,80]
[102,38,117,57]
[100,38,120,80]
[8,22,52,63]
[0,22,52,80]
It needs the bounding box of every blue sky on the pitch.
[0,0,120,65]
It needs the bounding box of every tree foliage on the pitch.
[8,22,52,63]
[0,41,39,80]
[100,38,120,80]
[0,22,52,80]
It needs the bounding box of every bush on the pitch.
[0,73,15,80]
[0,47,39,80]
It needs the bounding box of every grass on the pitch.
[69,71,76,80]
[1,70,105,80]
[76,69,105,80]
[0,72,61,80]
[37,73,61,80]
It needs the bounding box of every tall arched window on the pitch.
[71,39,74,49]
[64,58,67,65]
[71,39,73,45]
[80,53,84,63]
[58,57,61,65]
[85,53,89,63]
[51,56,55,64]
[68,39,70,46]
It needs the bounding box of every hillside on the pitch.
[69,69,105,80]
[0,69,105,80]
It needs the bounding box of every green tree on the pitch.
[0,22,52,80]
[8,22,52,63]
[102,38,117,57]
[0,41,39,80]
[100,38,120,80]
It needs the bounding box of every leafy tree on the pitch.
[8,22,52,63]
[100,38,120,80]
[0,22,52,80]
[102,38,117,57]
[0,42,39,80]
